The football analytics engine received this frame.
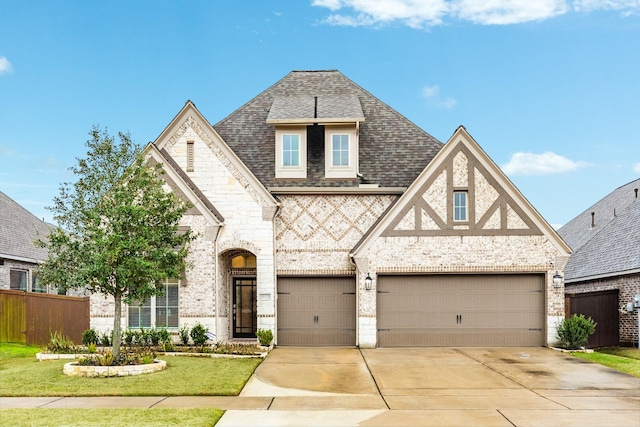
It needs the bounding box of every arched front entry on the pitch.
[220,250,257,339]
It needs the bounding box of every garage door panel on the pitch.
[277,277,356,346]
[378,274,544,347]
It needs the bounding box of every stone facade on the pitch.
[566,273,640,345]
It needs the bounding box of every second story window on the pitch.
[454,191,468,222]
[282,134,300,167]
[332,134,349,166]
[275,126,307,179]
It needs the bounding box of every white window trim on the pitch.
[128,279,180,329]
[275,126,307,179]
[324,125,357,179]
[453,190,468,222]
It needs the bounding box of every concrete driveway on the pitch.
[221,347,640,427]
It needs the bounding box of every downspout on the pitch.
[271,204,281,345]
[348,254,360,347]
[355,121,362,179]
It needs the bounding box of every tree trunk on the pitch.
[112,294,122,360]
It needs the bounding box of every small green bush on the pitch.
[99,330,111,347]
[557,314,597,350]
[178,325,190,346]
[190,323,208,346]
[82,329,99,346]
[256,329,273,346]
[124,329,135,346]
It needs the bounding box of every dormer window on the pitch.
[283,134,300,166]
[332,134,349,166]
[275,126,307,178]
[325,125,357,178]
[267,94,363,180]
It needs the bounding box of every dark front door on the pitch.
[233,278,257,338]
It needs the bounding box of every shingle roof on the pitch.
[558,178,640,280]
[213,70,443,188]
[0,191,52,263]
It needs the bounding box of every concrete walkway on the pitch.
[2,347,639,426]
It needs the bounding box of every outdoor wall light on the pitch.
[364,273,373,291]
[553,271,563,288]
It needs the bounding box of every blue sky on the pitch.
[1,1,638,228]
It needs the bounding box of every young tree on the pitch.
[39,126,194,359]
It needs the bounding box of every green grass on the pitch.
[0,408,223,427]
[0,342,41,359]
[572,347,640,378]
[0,343,262,397]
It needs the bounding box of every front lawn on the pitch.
[572,347,640,378]
[0,343,261,396]
[0,408,223,427]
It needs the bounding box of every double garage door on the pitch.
[277,277,356,346]
[377,274,545,347]
[276,274,544,347]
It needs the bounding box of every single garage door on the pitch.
[277,277,356,346]
[378,274,544,347]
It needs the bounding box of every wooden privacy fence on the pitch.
[0,289,89,346]
[565,289,619,348]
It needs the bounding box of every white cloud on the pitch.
[313,0,640,27]
[0,56,13,74]
[501,151,588,176]
[453,0,568,25]
[573,0,640,13]
[313,0,449,27]
[421,85,458,109]
[633,163,640,173]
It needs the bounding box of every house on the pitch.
[90,70,571,347]
[558,178,640,347]
[0,191,54,293]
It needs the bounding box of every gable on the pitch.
[154,101,278,210]
[352,126,571,257]
[382,142,540,237]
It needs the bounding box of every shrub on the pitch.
[557,314,597,350]
[256,329,273,346]
[178,325,190,346]
[124,329,135,346]
[157,327,171,345]
[82,329,99,346]
[190,323,208,346]
[148,328,161,346]
[100,330,112,347]
[87,343,97,354]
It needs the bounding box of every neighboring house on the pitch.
[0,191,54,293]
[558,178,640,347]
[91,70,571,347]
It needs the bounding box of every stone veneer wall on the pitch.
[168,119,276,340]
[566,273,640,345]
